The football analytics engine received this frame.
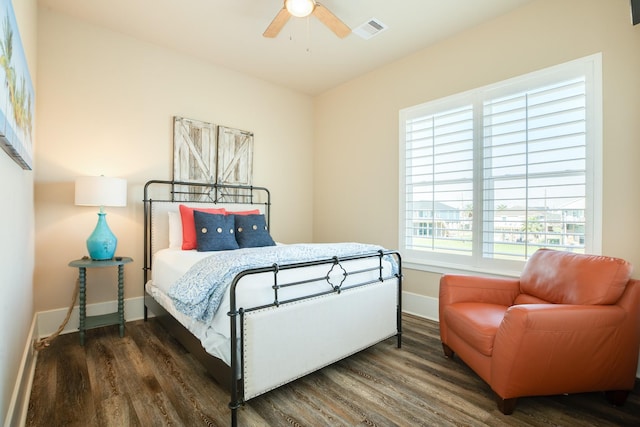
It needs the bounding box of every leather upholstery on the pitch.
[519,249,632,304]
[439,249,640,413]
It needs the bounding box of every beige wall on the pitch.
[34,8,314,312]
[1,0,37,422]
[313,0,640,297]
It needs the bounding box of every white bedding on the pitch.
[147,246,396,365]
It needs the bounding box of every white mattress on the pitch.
[146,246,396,365]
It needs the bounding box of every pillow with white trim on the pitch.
[193,211,239,252]
[234,214,275,248]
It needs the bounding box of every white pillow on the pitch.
[168,211,183,249]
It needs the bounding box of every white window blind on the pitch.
[403,105,474,257]
[400,54,601,273]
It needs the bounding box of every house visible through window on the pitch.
[399,54,602,273]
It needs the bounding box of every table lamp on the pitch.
[75,176,127,260]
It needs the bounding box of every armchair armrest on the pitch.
[491,304,634,398]
[498,303,626,336]
[439,274,520,307]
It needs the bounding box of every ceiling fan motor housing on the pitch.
[264,0,350,39]
[285,0,315,18]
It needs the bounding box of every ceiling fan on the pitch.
[263,0,351,39]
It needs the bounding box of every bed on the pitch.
[142,179,402,426]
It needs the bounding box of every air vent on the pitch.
[353,18,388,40]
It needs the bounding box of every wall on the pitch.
[1,0,37,423]
[313,0,640,298]
[34,8,314,312]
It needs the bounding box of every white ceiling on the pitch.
[38,0,534,95]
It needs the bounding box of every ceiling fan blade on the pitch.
[263,7,290,38]
[313,3,351,38]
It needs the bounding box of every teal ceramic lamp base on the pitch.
[87,211,117,260]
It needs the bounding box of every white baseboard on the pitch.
[4,315,37,427]
[34,294,427,337]
[34,293,430,338]
[36,296,145,338]
[402,290,439,321]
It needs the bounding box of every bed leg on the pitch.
[396,304,402,349]
[229,401,240,427]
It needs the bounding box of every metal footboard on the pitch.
[227,250,402,426]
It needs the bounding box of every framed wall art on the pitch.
[0,0,34,170]
[173,116,217,201]
[173,116,254,201]
[216,125,254,202]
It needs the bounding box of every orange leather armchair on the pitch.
[439,249,640,414]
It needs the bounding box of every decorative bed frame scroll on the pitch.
[142,180,402,426]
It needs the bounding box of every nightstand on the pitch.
[68,256,133,345]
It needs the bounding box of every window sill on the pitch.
[403,258,521,279]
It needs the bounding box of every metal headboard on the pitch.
[142,179,271,285]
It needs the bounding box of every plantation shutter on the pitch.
[400,54,599,271]
[482,77,587,260]
[403,104,474,256]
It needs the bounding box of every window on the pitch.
[399,54,602,274]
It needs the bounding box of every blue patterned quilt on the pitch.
[167,242,397,323]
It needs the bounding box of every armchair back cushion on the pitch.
[518,249,633,305]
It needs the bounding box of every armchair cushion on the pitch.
[519,248,632,305]
[444,303,507,356]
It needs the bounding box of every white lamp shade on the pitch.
[285,0,315,17]
[75,176,127,207]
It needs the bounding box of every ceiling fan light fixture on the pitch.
[285,0,315,18]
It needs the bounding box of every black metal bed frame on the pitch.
[142,179,402,426]
[143,179,271,285]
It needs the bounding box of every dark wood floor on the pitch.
[27,314,640,426]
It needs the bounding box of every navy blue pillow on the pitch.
[193,211,239,251]
[234,214,276,248]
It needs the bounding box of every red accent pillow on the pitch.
[179,204,226,250]
[227,209,261,216]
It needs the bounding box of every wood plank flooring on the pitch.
[27,314,640,426]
